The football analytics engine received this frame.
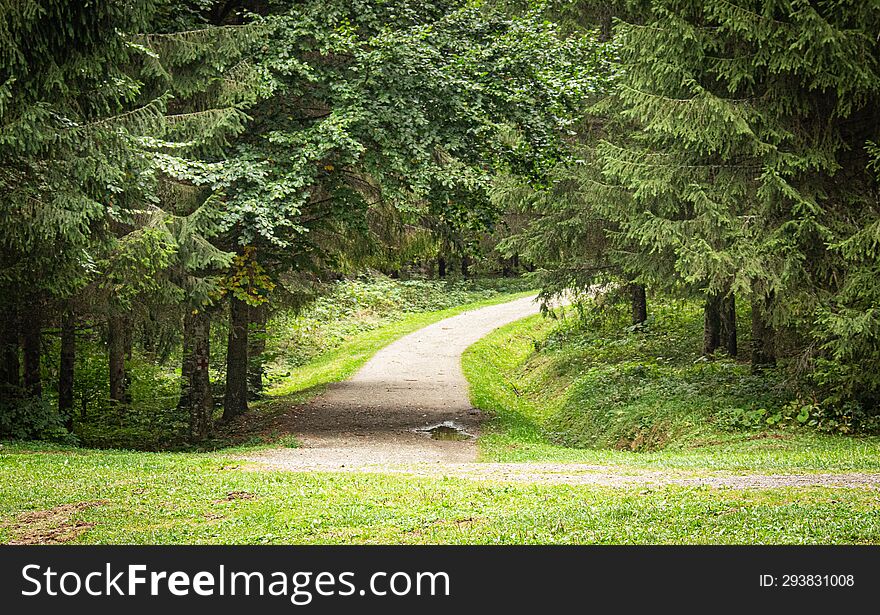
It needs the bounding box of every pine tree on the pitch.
[133,0,271,439]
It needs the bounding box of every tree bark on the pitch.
[598,10,613,42]
[21,297,42,397]
[460,255,470,279]
[702,292,721,356]
[108,313,128,405]
[124,320,133,361]
[186,310,213,442]
[720,293,737,357]
[178,311,195,412]
[501,256,513,278]
[630,283,647,325]
[247,303,267,401]
[141,310,157,355]
[223,296,249,420]
[59,307,75,429]
[438,256,447,278]
[750,290,776,371]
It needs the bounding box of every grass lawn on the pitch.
[2,443,879,544]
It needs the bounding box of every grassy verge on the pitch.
[1,445,879,544]
[463,303,880,473]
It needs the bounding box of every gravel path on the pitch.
[242,296,880,489]
[244,460,880,489]
[245,295,544,467]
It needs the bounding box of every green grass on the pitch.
[2,444,879,544]
[463,303,880,473]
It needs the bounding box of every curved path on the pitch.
[244,296,880,489]
[247,295,543,468]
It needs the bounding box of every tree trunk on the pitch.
[750,291,776,371]
[438,256,447,278]
[0,302,19,395]
[460,255,470,279]
[223,296,249,420]
[247,303,267,401]
[187,310,213,442]
[702,293,721,356]
[720,293,737,357]
[124,320,133,361]
[598,10,613,42]
[178,311,195,412]
[108,313,128,405]
[630,283,647,325]
[141,310,157,355]
[59,307,75,430]
[21,297,42,397]
[501,255,514,278]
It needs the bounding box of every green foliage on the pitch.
[0,396,69,442]
[535,299,799,451]
[0,0,161,296]
[216,0,601,286]
[74,355,187,450]
[501,0,880,412]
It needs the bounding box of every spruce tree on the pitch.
[594,1,880,408]
[0,0,161,435]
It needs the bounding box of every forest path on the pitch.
[243,294,543,467]
[241,296,880,489]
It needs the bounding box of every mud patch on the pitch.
[212,491,257,503]
[4,501,107,545]
[415,421,474,441]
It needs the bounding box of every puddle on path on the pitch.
[415,421,474,441]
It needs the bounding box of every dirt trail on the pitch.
[246,295,544,467]
[243,296,880,489]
